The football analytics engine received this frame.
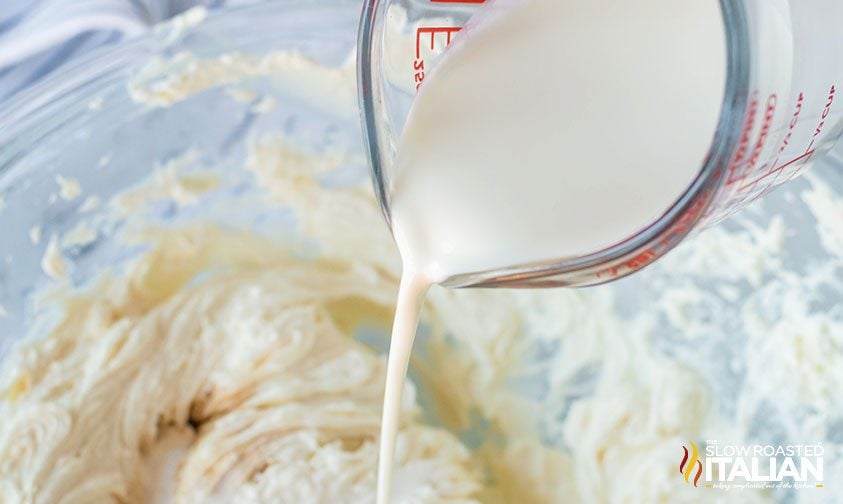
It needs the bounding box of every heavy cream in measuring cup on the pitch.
[377,0,727,502]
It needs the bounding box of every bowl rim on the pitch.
[0,0,362,166]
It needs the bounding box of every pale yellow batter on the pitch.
[0,132,802,504]
[0,223,479,503]
[0,30,840,501]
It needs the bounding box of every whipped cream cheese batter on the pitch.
[0,225,479,503]
[0,127,840,504]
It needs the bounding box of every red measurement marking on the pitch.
[776,85,835,184]
[412,1,487,89]
[594,196,708,280]
[811,85,836,142]
[745,94,778,174]
[414,26,462,90]
[726,94,759,185]
[783,149,819,183]
[415,27,462,58]
[742,147,816,203]
[758,155,797,197]
[737,149,815,191]
[777,92,804,154]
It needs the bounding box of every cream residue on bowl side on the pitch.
[55,175,82,202]
[40,234,68,280]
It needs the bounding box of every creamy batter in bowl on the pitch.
[0,1,842,503]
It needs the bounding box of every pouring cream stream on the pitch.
[375,0,727,501]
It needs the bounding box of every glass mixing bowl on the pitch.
[0,0,364,358]
[0,0,840,501]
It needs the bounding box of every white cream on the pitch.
[378,0,726,501]
[376,276,431,504]
[389,0,726,279]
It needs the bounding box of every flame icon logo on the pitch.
[680,440,703,487]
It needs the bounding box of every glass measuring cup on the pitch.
[358,0,843,288]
